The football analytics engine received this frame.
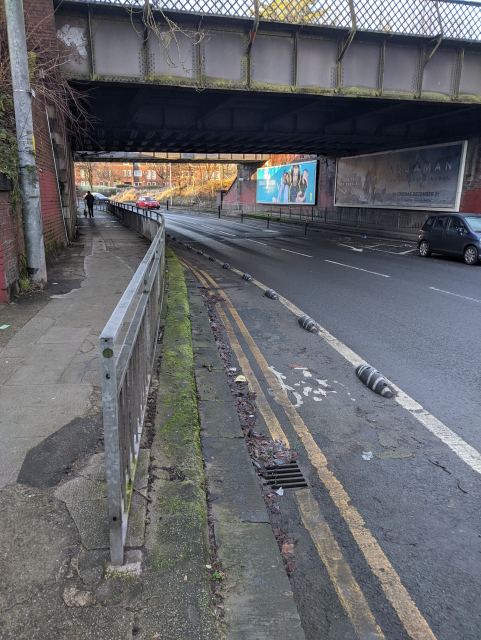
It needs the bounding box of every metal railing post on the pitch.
[100,335,124,565]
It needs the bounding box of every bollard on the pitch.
[218,205,221,219]
[166,200,169,211]
[298,315,317,332]
[223,263,230,269]
[305,217,308,235]
[267,215,270,229]
[241,211,244,223]
[243,273,253,281]
[264,289,278,300]
[355,365,393,398]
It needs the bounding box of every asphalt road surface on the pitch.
[165,210,481,640]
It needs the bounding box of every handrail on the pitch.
[100,201,165,565]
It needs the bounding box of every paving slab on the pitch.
[214,522,304,640]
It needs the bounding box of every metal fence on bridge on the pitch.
[220,201,427,239]
[75,0,481,42]
[99,202,165,565]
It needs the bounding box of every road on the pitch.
[165,210,481,640]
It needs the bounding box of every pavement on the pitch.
[0,206,304,640]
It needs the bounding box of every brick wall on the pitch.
[0,189,25,304]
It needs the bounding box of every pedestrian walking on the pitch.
[84,191,95,218]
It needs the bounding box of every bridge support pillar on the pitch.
[235,163,263,205]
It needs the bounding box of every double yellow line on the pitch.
[180,256,437,640]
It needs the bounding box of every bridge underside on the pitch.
[74,82,481,156]
[59,3,481,156]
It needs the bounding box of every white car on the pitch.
[92,192,110,202]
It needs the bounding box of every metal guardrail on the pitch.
[219,201,427,238]
[70,0,481,42]
[99,202,165,565]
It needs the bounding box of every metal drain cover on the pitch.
[262,462,307,490]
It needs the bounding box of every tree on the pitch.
[76,161,93,189]
[258,0,328,24]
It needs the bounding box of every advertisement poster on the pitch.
[257,161,317,205]
[334,142,467,211]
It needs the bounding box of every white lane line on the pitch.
[430,286,481,304]
[325,260,390,278]
[338,244,363,252]
[228,265,481,475]
[199,225,236,237]
[281,249,313,258]
[245,239,269,246]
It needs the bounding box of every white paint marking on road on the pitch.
[281,249,313,258]
[199,226,236,237]
[429,286,481,304]
[270,366,304,407]
[399,249,417,255]
[235,272,481,476]
[338,244,363,252]
[245,239,269,246]
[325,260,390,278]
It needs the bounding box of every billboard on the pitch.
[334,142,467,211]
[257,161,317,205]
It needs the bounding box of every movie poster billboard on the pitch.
[334,142,467,211]
[257,161,317,205]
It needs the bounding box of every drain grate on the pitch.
[262,462,308,490]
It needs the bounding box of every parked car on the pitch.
[92,192,110,202]
[136,196,160,210]
[418,213,481,265]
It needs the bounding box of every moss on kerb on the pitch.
[155,248,206,518]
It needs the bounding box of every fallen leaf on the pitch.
[184,575,188,582]
[235,375,247,382]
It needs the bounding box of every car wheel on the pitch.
[464,245,478,265]
[419,240,431,257]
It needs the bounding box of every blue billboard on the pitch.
[256,161,317,205]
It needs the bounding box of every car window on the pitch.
[464,216,481,232]
[433,216,448,229]
[448,217,466,231]
[422,216,435,229]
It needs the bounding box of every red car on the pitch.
[136,196,160,209]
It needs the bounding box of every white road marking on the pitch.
[338,244,363,252]
[325,260,390,278]
[245,239,269,246]
[430,286,481,304]
[281,249,313,257]
[200,226,236,237]
[270,366,303,407]
[229,268,481,475]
